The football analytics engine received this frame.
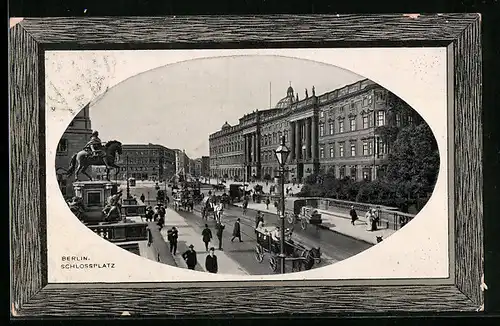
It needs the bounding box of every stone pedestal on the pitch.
[73,181,117,223]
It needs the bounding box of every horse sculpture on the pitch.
[66,140,123,181]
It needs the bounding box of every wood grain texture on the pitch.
[9,14,483,317]
[18,14,479,46]
[9,24,45,312]
[18,285,476,316]
[453,18,483,305]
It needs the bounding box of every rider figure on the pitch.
[85,131,104,158]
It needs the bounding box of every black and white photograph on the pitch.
[10,15,484,316]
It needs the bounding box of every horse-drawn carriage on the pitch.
[254,225,321,272]
[284,198,323,230]
[212,183,226,192]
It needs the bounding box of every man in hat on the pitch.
[182,244,197,270]
[205,247,218,273]
[84,130,105,158]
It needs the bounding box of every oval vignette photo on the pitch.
[49,53,440,276]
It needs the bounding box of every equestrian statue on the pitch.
[66,131,123,181]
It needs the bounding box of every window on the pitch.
[363,141,369,155]
[350,143,356,157]
[396,113,401,126]
[350,166,357,179]
[320,147,325,158]
[320,111,324,118]
[339,166,346,179]
[329,146,335,158]
[376,137,386,157]
[363,97,369,106]
[362,115,369,129]
[339,143,345,157]
[57,139,68,153]
[408,115,413,124]
[377,111,386,126]
[363,168,372,181]
[284,130,288,142]
[339,121,344,133]
[350,118,356,131]
[329,122,334,135]
[319,124,324,137]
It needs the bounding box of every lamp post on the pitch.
[274,135,290,274]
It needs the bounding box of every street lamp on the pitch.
[274,135,290,274]
[126,155,131,199]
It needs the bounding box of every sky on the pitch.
[85,55,363,159]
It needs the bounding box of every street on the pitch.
[126,181,372,275]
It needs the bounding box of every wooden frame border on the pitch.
[9,14,482,317]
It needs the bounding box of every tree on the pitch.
[384,123,439,205]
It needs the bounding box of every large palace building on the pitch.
[115,144,176,181]
[209,79,415,183]
[55,102,94,198]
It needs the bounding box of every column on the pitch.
[256,133,260,164]
[247,134,252,163]
[295,120,301,160]
[252,133,257,164]
[305,118,311,161]
[290,121,296,161]
[311,115,318,160]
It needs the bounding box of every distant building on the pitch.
[201,156,210,178]
[55,102,93,198]
[174,149,190,179]
[116,144,175,181]
[209,79,418,183]
[193,158,202,178]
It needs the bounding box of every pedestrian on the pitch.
[242,197,248,215]
[145,206,154,222]
[167,226,178,255]
[182,244,197,270]
[231,218,242,242]
[158,204,166,220]
[371,208,379,231]
[265,197,270,210]
[157,214,165,230]
[147,227,153,247]
[349,205,358,225]
[140,193,145,204]
[255,211,264,228]
[202,224,213,252]
[215,222,225,250]
[205,247,218,273]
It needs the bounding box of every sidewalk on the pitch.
[233,202,395,245]
[208,178,303,195]
[161,208,249,275]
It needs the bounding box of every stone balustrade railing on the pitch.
[87,222,148,243]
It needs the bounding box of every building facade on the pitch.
[115,144,175,181]
[201,156,210,178]
[174,149,191,178]
[209,79,416,183]
[55,102,94,198]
